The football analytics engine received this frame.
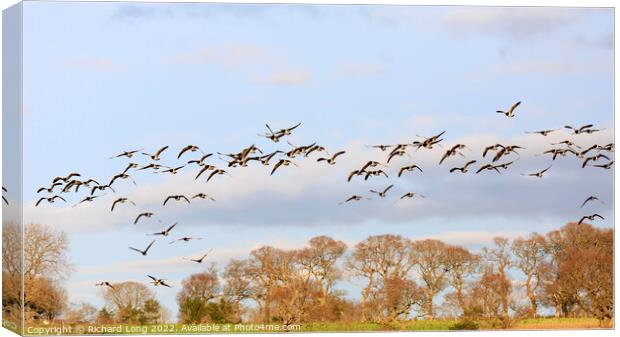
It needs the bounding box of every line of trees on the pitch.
[3,222,613,328]
[176,223,613,327]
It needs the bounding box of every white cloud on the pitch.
[254,69,311,86]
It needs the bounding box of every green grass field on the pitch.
[21,318,610,335]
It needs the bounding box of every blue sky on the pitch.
[13,2,614,318]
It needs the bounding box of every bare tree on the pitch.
[512,233,547,318]
[482,237,512,319]
[443,245,480,316]
[410,239,451,319]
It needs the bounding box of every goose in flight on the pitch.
[72,195,104,207]
[35,195,67,207]
[195,165,219,180]
[110,149,143,159]
[52,173,81,184]
[259,124,285,143]
[526,129,558,136]
[439,144,467,165]
[496,101,521,117]
[95,282,115,290]
[317,151,346,165]
[129,240,155,256]
[370,184,394,198]
[492,145,524,162]
[286,142,315,158]
[271,159,298,176]
[82,179,101,187]
[551,140,581,149]
[63,180,86,193]
[111,197,136,212]
[339,195,369,204]
[564,124,593,135]
[364,170,388,180]
[160,165,185,175]
[170,237,203,244]
[37,182,62,194]
[163,195,191,205]
[142,146,169,161]
[147,275,172,288]
[187,153,213,167]
[582,154,611,168]
[257,151,283,166]
[578,214,604,225]
[305,145,328,157]
[400,192,426,199]
[347,169,366,182]
[2,187,7,205]
[184,250,213,263]
[109,173,136,187]
[593,161,614,170]
[413,131,445,150]
[134,212,154,224]
[493,160,516,171]
[206,169,231,182]
[122,163,139,174]
[482,144,505,158]
[178,145,203,159]
[360,161,387,171]
[150,223,177,236]
[387,149,408,163]
[91,184,115,196]
[138,163,169,172]
[367,144,394,151]
[544,148,578,161]
[581,196,604,208]
[582,128,603,134]
[476,164,501,174]
[275,122,301,137]
[521,165,552,178]
[450,160,477,173]
[192,193,216,201]
[398,164,423,177]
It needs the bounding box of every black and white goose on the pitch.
[398,164,423,177]
[317,151,346,165]
[163,195,191,205]
[521,165,552,178]
[35,195,67,207]
[142,146,169,161]
[578,214,604,224]
[581,196,604,208]
[129,240,155,256]
[147,275,172,288]
[192,193,216,201]
[111,198,136,212]
[450,160,477,173]
[170,237,203,244]
[150,223,177,236]
[271,159,298,176]
[110,149,143,159]
[496,101,521,117]
[134,212,154,224]
[370,184,394,198]
[178,145,203,159]
[206,169,231,182]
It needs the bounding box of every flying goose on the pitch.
[170,237,203,244]
[398,164,423,177]
[360,161,387,171]
[259,124,285,143]
[206,169,231,182]
[582,128,603,134]
[2,188,6,205]
[286,142,315,158]
[552,140,581,149]
[37,182,62,194]
[544,148,578,161]
[367,144,394,151]
[163,195,191,205]
[160,165,185,175]
[475,164,501,174]
[110,149,143,159]
[305,145,328,157]
[317,151,346,165]
[35,195,67,207]
[364,170,388,180]
[387,149,407,163]
[414,131,446,150]
[150,223,177,236]
[147,275,172,288]
[72,195,104,207]
[492,145,524,162]
[496,101,521,117]
[258,151,283,165]
[450,160,477,173]
[187,153,213,167]
[564,124,593,135]
[91,184,115,196]
[578,214,604,224]
[526,129,558,136]
[195,165,219,180]
[439,144,467,165]
[370,184,394,198]
[178,145,203,159]
[482,144,505,158]
[493,160,516,171]
[134,212,154,224]
[63,180,85,193]
[109,173,136,187]
[52,173,81,184]
[593,161,614,169]
[192,193,216,201]
[142,146,169,161]
[183,251,212,263]
[275,122,301,136]
[339,195,369,204]
[521,165,552,178]
[129,240,155,256]
[400,192,426,199]
[581,196,604,208]
[95,282,115,290]
[82,179,101,187]
[111,198,136,212]
[271,159,298,176]
[138,163,169,171]
[347,169,366,182]
[582,154,611,168]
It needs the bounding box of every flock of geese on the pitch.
[20,101,614,291]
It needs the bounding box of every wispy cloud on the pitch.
[255,69,311,86]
